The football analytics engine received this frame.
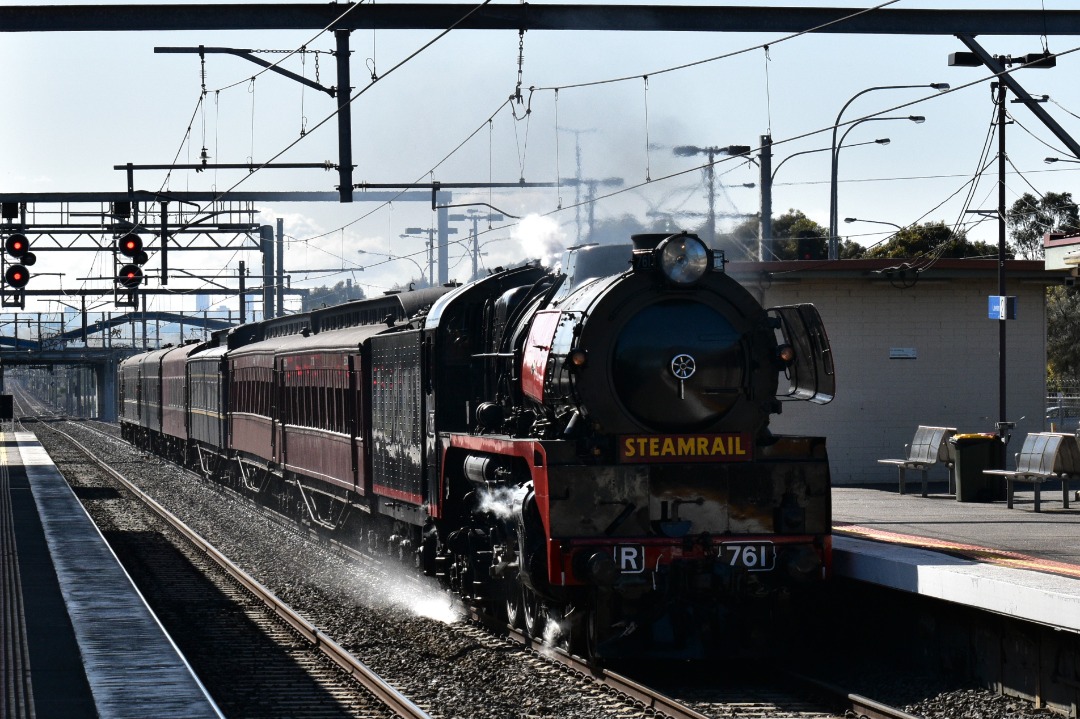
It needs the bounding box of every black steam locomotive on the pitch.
[119,232,835,659]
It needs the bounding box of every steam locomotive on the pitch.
[119,232,835,659]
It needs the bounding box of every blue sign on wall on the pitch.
[988,295,1018,320]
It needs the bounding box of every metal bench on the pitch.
[878,426,957,497]
[984,432,1080,512]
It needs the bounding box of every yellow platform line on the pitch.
[835,522,1080,580]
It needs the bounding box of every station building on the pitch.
[727,258,1067,485]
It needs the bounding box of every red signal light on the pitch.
[118,234,148,264]
[117,264,143,289]
[5,234,34,265]
[5,264,29,289]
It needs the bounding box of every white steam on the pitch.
[477,486,518,520]
[512,214,567,267]
[359,563,462,625]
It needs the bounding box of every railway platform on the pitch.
[0,431,221,719]
[832,484,1080,632]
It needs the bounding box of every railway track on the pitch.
[27,417,431,719]
[13,396,924,719]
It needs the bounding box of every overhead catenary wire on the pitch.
[169,2,928,279]
[171,0,909,271]
[173,5,1080,296]
[164,0,499,297]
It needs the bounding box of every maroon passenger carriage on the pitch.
[118,233,835,660]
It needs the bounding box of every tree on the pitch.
[721,209,829,260]
[715,214,760,261]
[1007,191,1080,259]
[861,221,1002,259]
[1047,285,1080,384]
[302,279,365,311]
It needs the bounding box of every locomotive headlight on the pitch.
[567,348,588,368]
[658,234,710,284]
[777,344,796,365]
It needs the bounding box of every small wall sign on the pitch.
[988,295,1018,320]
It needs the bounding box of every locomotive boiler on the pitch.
[119,232,835,660]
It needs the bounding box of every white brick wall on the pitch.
[743,276,1047,485]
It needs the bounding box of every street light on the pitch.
[950,40,1061,456]
[1045,156,1080,165]
[830,115,925,257]
[772,139,889,181]
[756,137,890,261]
[828,83,949,257]
[672,144,753,245]
[844,217,903,232]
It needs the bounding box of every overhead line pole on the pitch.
[335,29,354,203]
[956,35,1080,158]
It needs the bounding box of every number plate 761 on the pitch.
[719,542,776,572]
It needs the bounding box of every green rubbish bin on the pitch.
[950,433,1004,502]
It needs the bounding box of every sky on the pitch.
[3,0,1080,318]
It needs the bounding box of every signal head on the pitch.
[5,234,30,259]
[118,234,148,264]
[5,264,29,289]
[117,264,143,289]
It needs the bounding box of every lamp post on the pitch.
[829,115,925,258]
[844,217,903,232]
[758,137,889,260]
[951,38,1061,457]
[673,144,752,245]
[828,83,949,258]
[402,225,457,285]
[844,217,904,249]
[454,209,504,281]
[773,139,890,180]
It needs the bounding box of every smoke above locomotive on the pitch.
[119,232,836,660]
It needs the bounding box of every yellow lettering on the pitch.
[622,434,751,461]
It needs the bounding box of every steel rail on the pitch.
[47,424,433,719]
[788,672,925,719]
[466,607,711,719]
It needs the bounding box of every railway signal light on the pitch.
[5,233,36,266]
[118,233,148,265]
[117,264,143,289]
[797,234,825,261]
[3,233,34,306]
[114,233,147,306]
[4,264,29,289]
